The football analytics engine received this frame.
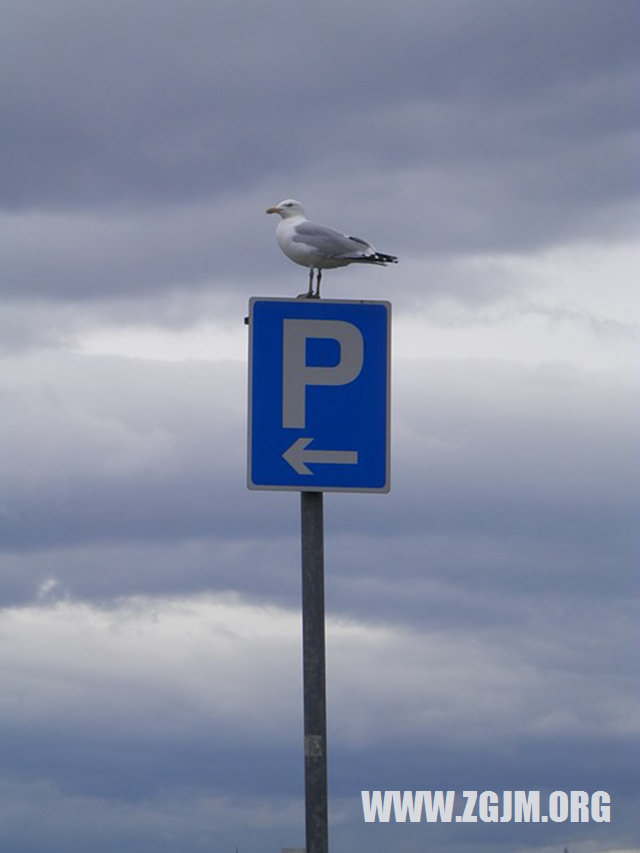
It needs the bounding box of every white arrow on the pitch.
[282,437,359,476]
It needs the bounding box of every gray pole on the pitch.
[300,490,328,853]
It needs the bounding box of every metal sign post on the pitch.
[300,490,328,853]
[247,298,391,852]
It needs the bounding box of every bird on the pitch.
[266,199,398,298]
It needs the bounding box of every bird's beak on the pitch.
[266,206,279,214]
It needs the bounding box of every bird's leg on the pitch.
[306,268,314,298]
[314,268,322,298]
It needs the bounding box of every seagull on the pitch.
[266,199,398,298]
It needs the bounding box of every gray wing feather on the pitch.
[292,222,373,257]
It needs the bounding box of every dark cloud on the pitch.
[1,0,638,311]
[2,1,637,252]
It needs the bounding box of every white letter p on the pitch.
[282,318,363,429]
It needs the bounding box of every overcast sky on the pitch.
[1,1,638,851]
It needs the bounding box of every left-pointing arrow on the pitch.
[282,437,359,476]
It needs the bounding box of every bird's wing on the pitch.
[292,221,374,259]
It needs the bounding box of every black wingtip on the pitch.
[373,252,398,265]
[344,252,399,265]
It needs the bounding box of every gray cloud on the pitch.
[1,352,635,580]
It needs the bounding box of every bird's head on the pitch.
[266,199,306,219]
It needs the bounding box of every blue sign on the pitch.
[248,298,391,492]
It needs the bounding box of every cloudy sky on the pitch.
[1,1,638,851]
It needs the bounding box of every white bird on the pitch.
[266,199,398,298]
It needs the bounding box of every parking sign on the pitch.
[247,298,391,492]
